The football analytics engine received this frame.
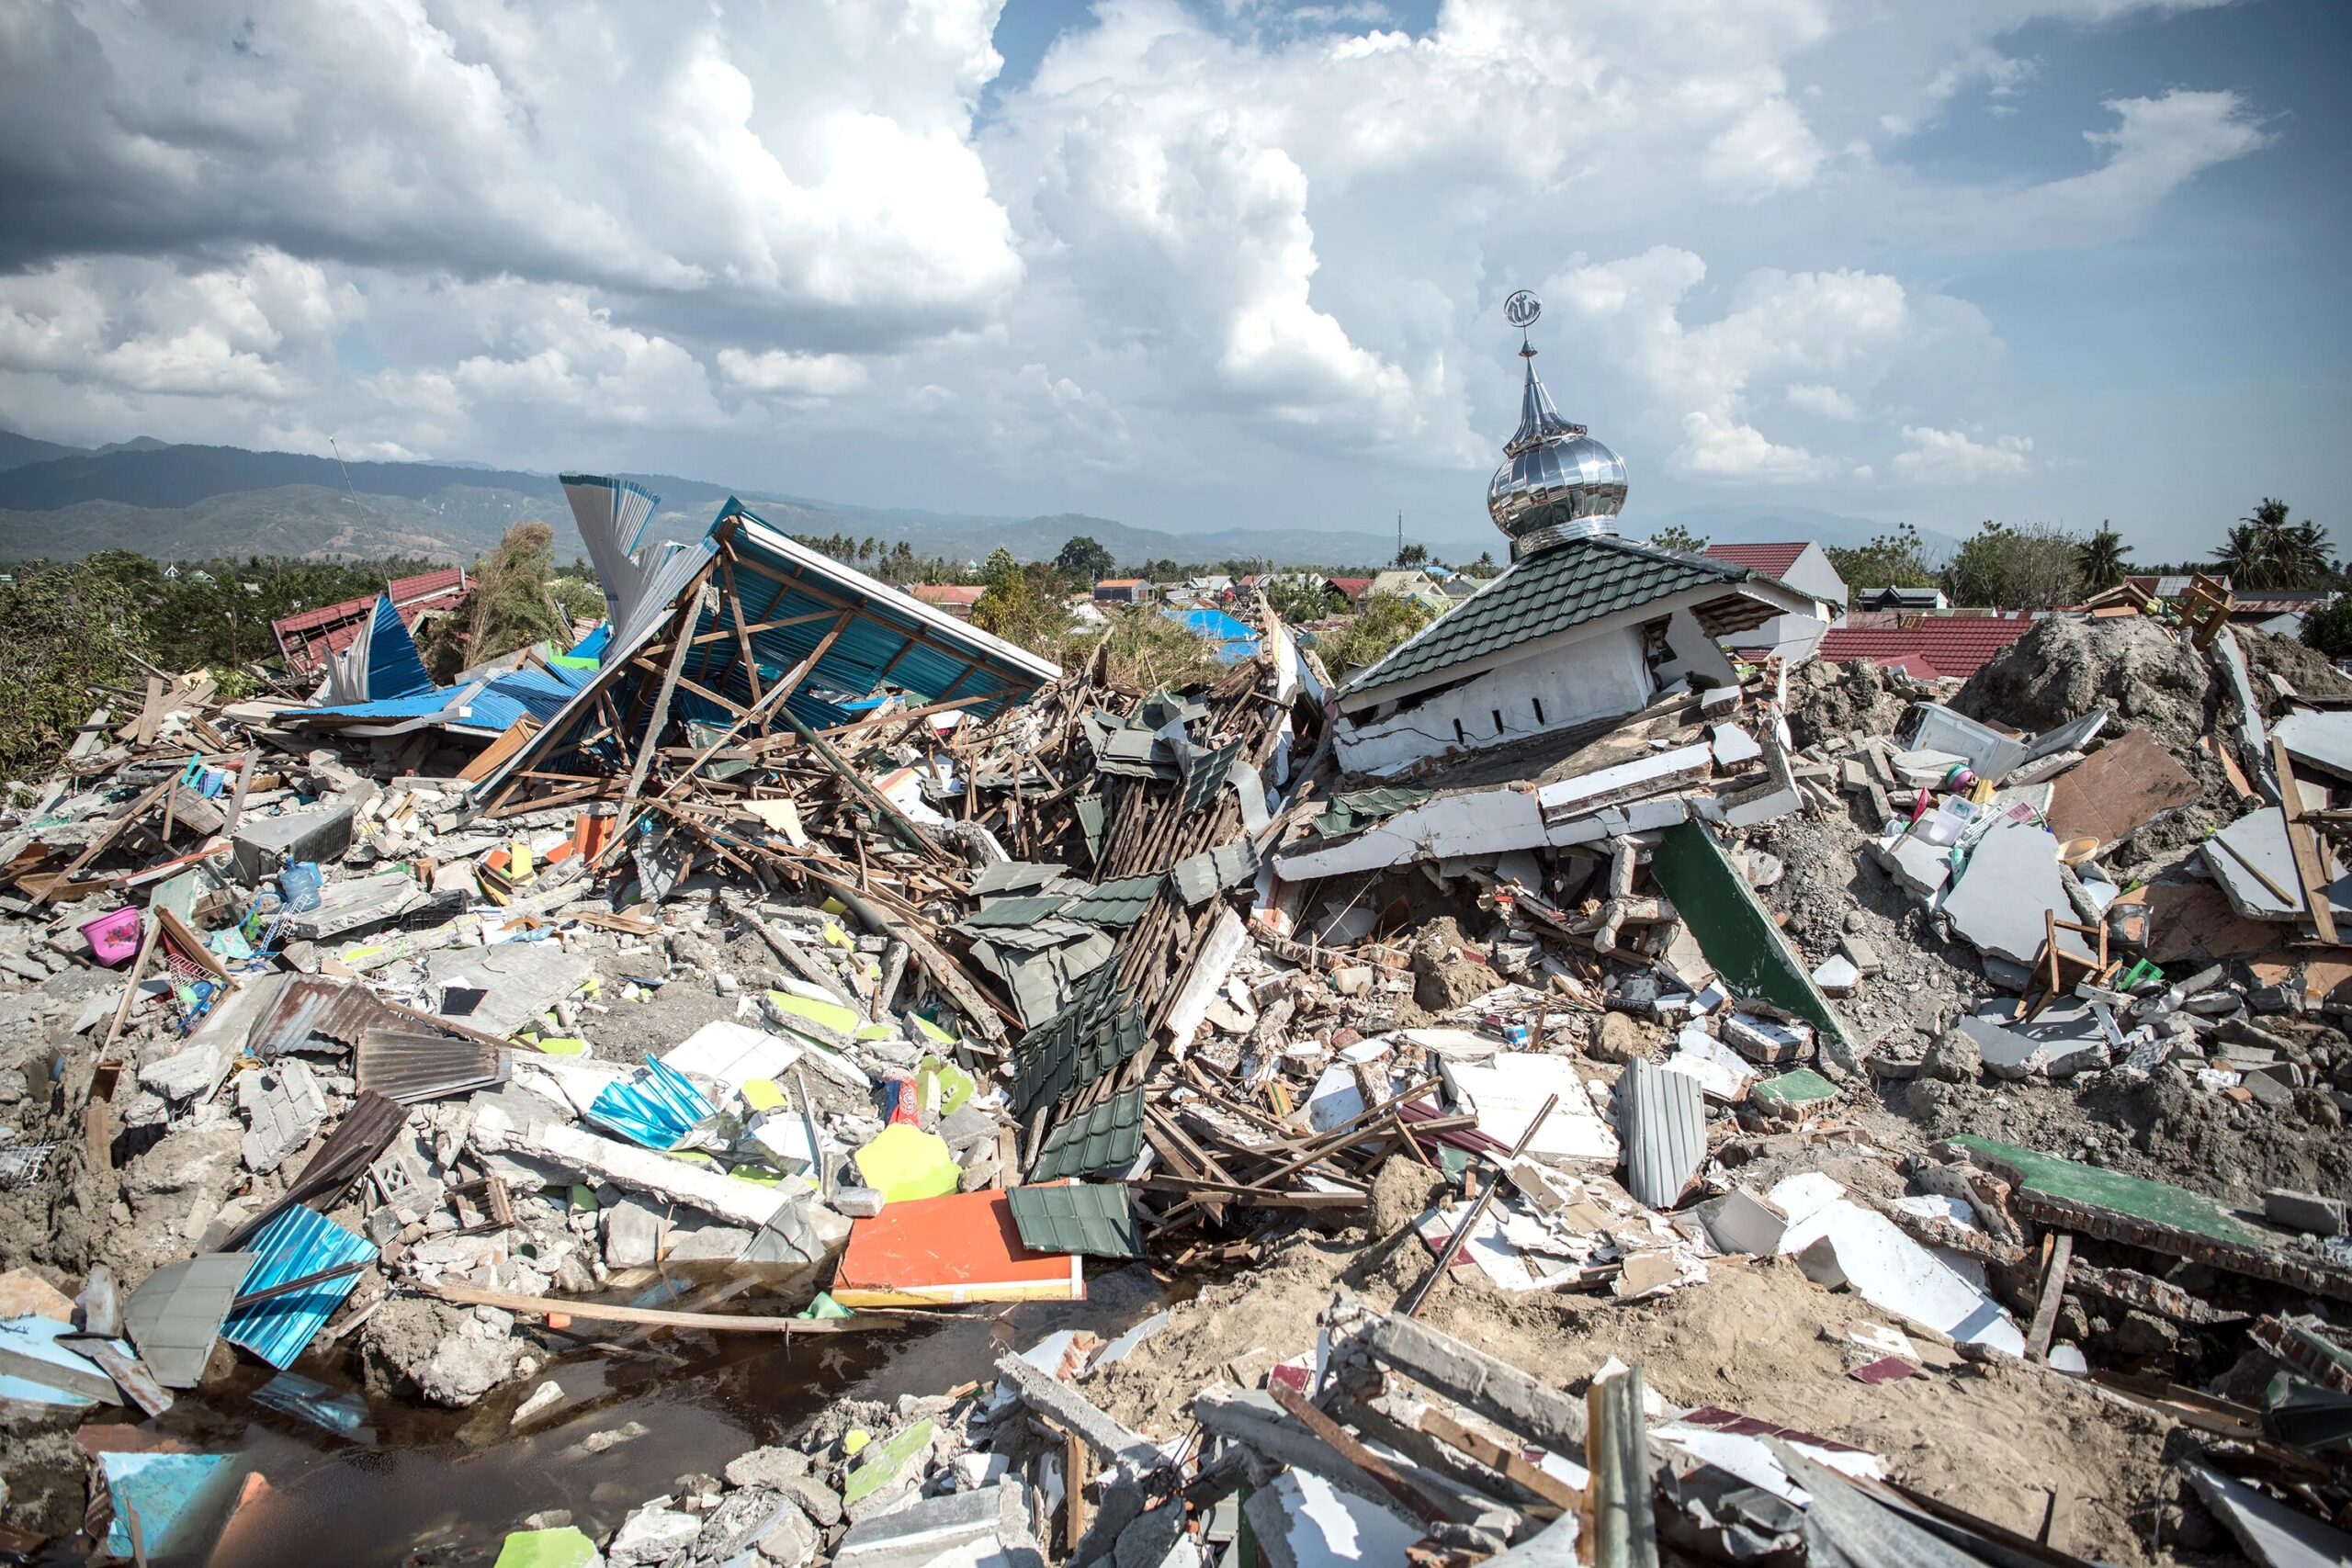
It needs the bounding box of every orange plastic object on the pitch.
[831,1190,1084,1308]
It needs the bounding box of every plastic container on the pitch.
[80,907,142,966]
[279,861,324,913]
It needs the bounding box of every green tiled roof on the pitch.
[1007,1182,1145,1258]
[1059,874,1165,930]
[1027,1088,1147,1180]
[1342,536,1750,697]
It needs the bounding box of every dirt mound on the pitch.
[1785,657,1915,751]
[2238,623,2352,710]
[1952,616,2214,758]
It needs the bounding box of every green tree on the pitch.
[1319,592,1435,676]
[0,559,152,776]
[1267,577,1343,624]
[973,560,1076,651]
[2301,594,2352,660]
[1941,520,2083,610]
[1826,523,1936,596]
[1394,541,1430,568]
[1646,525,1710,554]
[1055,536,1115,582]
[417,521,574,681]
[2075,524,2131,591]
[980,547,1021,591]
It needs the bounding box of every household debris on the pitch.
[0,358,2345,1565]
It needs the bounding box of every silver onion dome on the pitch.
[1487,333,1627,558]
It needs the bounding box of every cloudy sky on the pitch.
[1,0,2343,558]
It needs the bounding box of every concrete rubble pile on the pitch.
[0,528,2346,1566]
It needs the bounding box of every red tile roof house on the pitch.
[271,567,469,673]
[1816,612,2036,680]
[1092,578,1157,605]
[1698,540,1846,664]
[1327,576,1376,607]
[909,583,984,620]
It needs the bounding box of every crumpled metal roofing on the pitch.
[1170,840,1261,906]
[1615,1057,1705,1208]
[220,1206,376,1370]
[1027,1089,1148,1181]
[589,1056,717,1150]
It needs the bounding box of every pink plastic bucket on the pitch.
[81,907,142,966]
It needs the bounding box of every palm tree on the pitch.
[2216,521,2270,588]
[2219,500,2332,589]
[2282,519,2334,588]
[2075,524,2130,591]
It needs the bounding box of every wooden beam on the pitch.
[2273,736,2342,944]
[418,1281,907,1335]
[2026,1232,2074,1363]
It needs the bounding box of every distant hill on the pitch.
[0,431,1426,570]
[0,430,87,471]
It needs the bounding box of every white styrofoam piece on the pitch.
[1779,1198,2025,1355]
[1442,1053,1619,1166]
[663,1020,804,1095]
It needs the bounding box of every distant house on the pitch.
[272,566,470,674]
[1365,570,1450,612]
[1187,574,1233,595]
[1328,576,1376,607]
[1854,585,1949,613]
[910,583,983,620]
[1093,578,1157,605]
[1439,576,1484,601]
[1701,542,1845,664]
[1816,612,2033,680]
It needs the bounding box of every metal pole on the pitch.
[1396,1091,1558,1318]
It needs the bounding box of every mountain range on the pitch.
[0,428,1920,571]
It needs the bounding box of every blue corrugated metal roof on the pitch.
[363,592,436,699]
[300,659,594,735]
[672,504,1057,730]
[220,1207,375,1369]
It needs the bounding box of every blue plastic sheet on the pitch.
[100,1452,240,1559]
[588,1055,717,1149]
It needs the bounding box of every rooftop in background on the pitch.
[1816,613,2035,679]
[1701,542,1809,580]
[270,568,469,672]
[910,584,984,620]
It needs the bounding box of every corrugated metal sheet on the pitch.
[1616,1058,1705,1209]
[223,1090,409,1251]
[220,1208,375,1370]
[1007,1183,1145,1258]
[588,1056,716,1149]
[355,1029,509,1103]
[121,1254,255,1388]
[247,976,395,1059]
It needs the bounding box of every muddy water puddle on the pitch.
[66,1270,1167,1567]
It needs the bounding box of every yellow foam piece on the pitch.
[766,989,863,1038]
[741,1078,786,1112]
[852,1123,961,1205]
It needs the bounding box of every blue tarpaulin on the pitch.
[100,1452,242,1559]
[220,1206,376,1369]
[1166,605,1260,663]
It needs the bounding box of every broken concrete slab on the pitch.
[1441,1052,1616,1167]
[469,1104,791,1229]
[1940,820,2094,967]
[2204,807,2352,924]
[431,942,596,1036]
[2263,1189,2348,1237]
[833,1482,1038,1568]
[238,1057,327,1174]
[1871,831,1952,900]
[2273,709,2352,782]
[2183,1459,2352,1568]
[232,804,355,885]
[280,871,429,942]
[1770,1175,2025,1356]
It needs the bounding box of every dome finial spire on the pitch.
[1487,288,1628,558]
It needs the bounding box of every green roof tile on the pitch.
[1341,536,1749,697]
[1027,1089,1147,1181]
[1007,1183,1146,1258]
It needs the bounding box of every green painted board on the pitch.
[1946,1134,2264,1248]
[842,1417,935,1506]
[1751,1068,1837,1105]
[493,1527,600,1568]
[1649,821,1849,1054]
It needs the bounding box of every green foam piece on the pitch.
[842,1418,935,1506]
[494,1526,600,1568]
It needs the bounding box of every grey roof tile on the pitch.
[971,861,1067,897]
[1008,1183,1146,1258]
[1343,537,1750,696]
[964,893,1076,928]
